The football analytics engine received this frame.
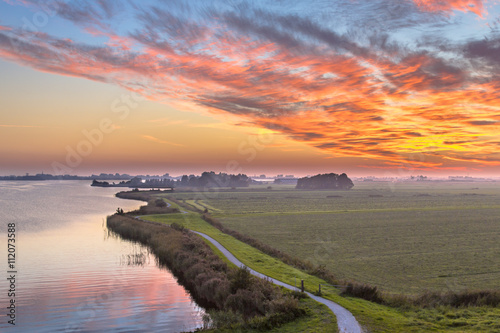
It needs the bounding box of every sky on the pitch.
[1,0,500,177]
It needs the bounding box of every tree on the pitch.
[337,173,354,190]
[296,173,354,190]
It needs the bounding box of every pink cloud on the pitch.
[412,0,486,17]
[0,1,499,172]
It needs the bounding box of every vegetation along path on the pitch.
[133,212,362,332]
[191,230,363,333]
[124,191,362,332]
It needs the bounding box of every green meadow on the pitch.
[167,181,500,295]
[133,181,500,332]
[141,205,500,332]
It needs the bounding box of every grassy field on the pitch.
[141,203,500,332]
[166,181,500,295]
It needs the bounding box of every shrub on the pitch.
[225,289,263,318]
[230,266,252,293]
[341,282,382,303]
[267,294,301,315]
[206,310,243,329]
[170,222,185,232]
[155,198,167,207]
[414,290,500,308]
[289,290,308,299]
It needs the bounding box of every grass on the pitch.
[183,199,221,213]
[136,181,500,332]
[165,181,500,294]
[143,208,500,332]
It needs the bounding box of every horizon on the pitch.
[2,1,500,176]
[2,169,500,180]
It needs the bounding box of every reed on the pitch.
[107,214,305,330]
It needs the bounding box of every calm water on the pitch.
[0,181,205,332]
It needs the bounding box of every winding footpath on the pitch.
[191,230,363,333]
[136,201,363,332]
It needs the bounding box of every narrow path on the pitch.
[137,198,362,332]
[191,230,363,333]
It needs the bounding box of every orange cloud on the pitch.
[1,1,499,173]
[412,0,486,16]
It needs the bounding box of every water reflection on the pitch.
[0,181,205,332]
[120,251,150,267]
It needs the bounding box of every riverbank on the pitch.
[107,198,338,332]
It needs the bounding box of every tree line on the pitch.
[179,171,250,188]
[92,171,251,188]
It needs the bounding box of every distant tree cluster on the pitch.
[296,173,354,190]
[93,171,251,188]
[180,171,250,188]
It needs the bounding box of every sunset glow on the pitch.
[1,0,500,176]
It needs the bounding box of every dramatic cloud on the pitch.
[1,0,499,171]
[412,0,486,16]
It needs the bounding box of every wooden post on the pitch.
[319,283,321,294]
[301,279,304,293]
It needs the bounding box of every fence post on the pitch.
[319,283,321,294]
[301,279,304,293]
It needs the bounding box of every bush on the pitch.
[267,294,301,315]
[155,198,167,207]
[230,266,252,293]
[206,310,243,329]
[414,290,500,308]
[170,223,185,232]
[225,289,263,318]
[341,282,382,303]
[289,290,308,299]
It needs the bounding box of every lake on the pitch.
[0,180,205,332]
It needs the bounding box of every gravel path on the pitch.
[192,231,363,333]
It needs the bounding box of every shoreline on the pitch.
[108,191,334,332]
